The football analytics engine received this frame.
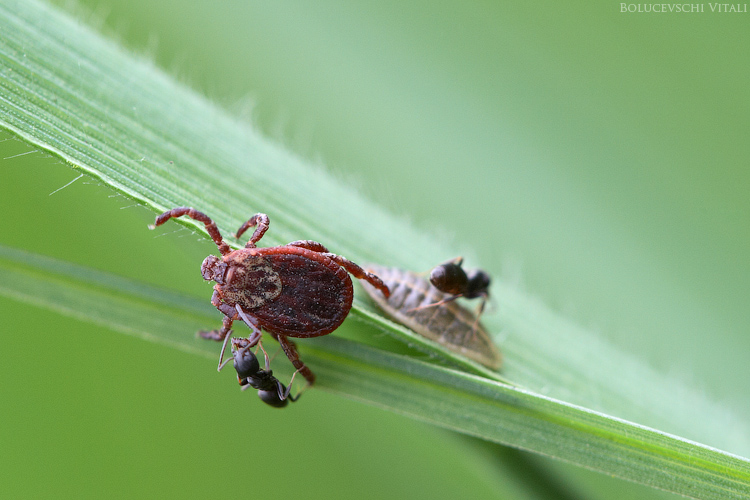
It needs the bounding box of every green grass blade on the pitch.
[0,244,749,500]
[1,1,749,498]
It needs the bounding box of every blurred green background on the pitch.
[1,1,748,498]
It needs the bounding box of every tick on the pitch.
[150,207,390,386]
[361,264,501,370]
[226,337,300,408]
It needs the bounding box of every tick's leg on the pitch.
[198,315,234,341]
[287,241,390,297]
[198,292,251,370]
[209,289,239,317]
[287,240,390,298]
[198,290,238,340]
[287,240,330,252]
[324,253,391,298]
[150,207,230,256]
[235,213,270,248]
[274,334,316,385]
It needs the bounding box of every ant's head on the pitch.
[201,254,228,284]
[465,269,491,298]
[429,261,468,295]
[232,343,260,379]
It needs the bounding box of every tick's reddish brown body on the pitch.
[151,207,389,386]
[219,246,354,337]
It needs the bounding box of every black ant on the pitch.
[430,257,490,302]
[411,257,491,327]
[222,336,300,408]
[361,264,501,369]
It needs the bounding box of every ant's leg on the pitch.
[235,213,270,248]
[256,341,272,371]
[475,297,487,318]
[150,207,231,256]
[255,334,304,401]
[323,253,390,298]
[233,305,263,346]
[435,256,464,268]
[218,347,236,372]
[276,369,302,402]
[413,256,465,277]
[198,295,262,371]
[198,315,235,370]
[274,334,316,386]
[407,293,462,312]
[265,344,283,363]
[470,298,488,334]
